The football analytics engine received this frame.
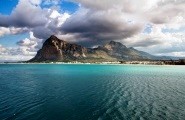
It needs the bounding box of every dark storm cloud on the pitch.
[32,26,54,39]
[61,9,143,46]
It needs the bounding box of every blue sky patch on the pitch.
[0,0,18,15]
[162,27,185,33]
[143,24,152,34]
[0,32,29,47]
[41,0,79,14]
[60,1,79,13]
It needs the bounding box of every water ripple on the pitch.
[1,64,185,120]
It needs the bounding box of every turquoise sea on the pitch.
[0,64,185,120]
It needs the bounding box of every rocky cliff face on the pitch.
[29,35,165,62]
[30,35,88,62]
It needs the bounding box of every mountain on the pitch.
[29,35,89,62]
[29,35,171,62]
[95,41,157,60]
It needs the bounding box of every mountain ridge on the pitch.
[29,35,174,62]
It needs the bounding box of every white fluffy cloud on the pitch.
[0,44,7,54]
[0,45,33,62]
[125,25,185,57]
[0,32,43,61]
[17,32,43,55]
[0,27,28,37]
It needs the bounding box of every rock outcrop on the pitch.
[30,35,88,62]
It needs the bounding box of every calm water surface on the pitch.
[0,64,185,120]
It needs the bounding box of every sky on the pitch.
[0,0,185,61]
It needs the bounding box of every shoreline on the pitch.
[0,61,185,66]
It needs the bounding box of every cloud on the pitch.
[0,44,34,61]
[0,0,48,28]
[17,38,36,47]
[0,0,70,38]
[0,32,43,61]
[32,10,70,39]
[0,27,28,37]
[59,0,185,47]
[29,0,42,5]
[61,7,143,46]
[42,0,61,5]
[17,32,43,53]
[60,0,185,56]
[148,3,185,24]
[125,25,185,57]
[73,0,160,12]
[0,44,7,55]
[0,0,71,61]
[1,0,185,61]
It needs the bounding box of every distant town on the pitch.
[2,59,185,65]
